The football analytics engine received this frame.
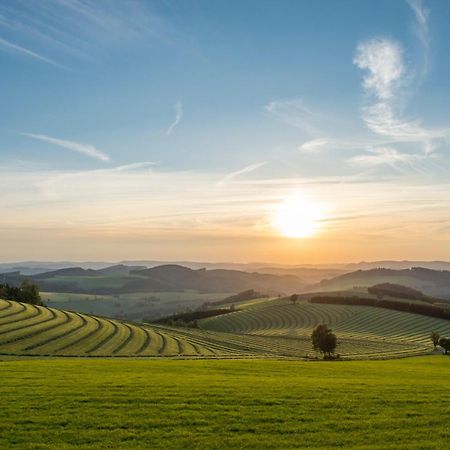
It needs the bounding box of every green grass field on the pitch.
[0,357,449,449]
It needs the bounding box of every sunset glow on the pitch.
[1,0,450,264]
[273,193,325,239]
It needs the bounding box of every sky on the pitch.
[1,0,450,264]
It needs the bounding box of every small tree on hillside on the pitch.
[431,331,440,348]
[19,280,42,305]
[311,324,337,359]
[438,337,450,355]
[290,294,299,305]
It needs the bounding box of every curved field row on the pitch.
[0,299,273,358]
[200,300,450,358]
[2,298,446,359]
[0,301,27,323]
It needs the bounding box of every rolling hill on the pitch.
[1,264,308,296]
[2,296,448,360]
[127,264,307,294]
[0,298,257,358]
[0,298,335,359]
[316,267,450,298]
[200,297,450,359]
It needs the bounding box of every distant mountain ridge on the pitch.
[4,260,450,278]
[127,265,307,294]
[33,267,101,278]
[343,261,450,271]
[317,267,450,298]
[1,264,308,296]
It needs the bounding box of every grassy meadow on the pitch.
[0,357,449,449]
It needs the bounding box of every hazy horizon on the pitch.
[2,0,450,263]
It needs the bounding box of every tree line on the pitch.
[0,280,42,305]
[310,296,450,321]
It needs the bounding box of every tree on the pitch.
[438,337,450,355]
[0,280,41,305]
[19,280,42,305]
[311,324,337,359]
[290,294,299,305]
[431,331,440,348]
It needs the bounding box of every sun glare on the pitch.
[273,193,325,238]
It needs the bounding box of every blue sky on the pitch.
[1,0,450,263]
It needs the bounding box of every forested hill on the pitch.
[0,264,308,295]
[317,267,450,297]
[125,265,307,294]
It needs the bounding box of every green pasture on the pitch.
[0,357,448,449]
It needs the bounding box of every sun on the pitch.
[273,193,325,238]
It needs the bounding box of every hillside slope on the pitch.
[316,267,450,297]
[1,264,307,295]
[0,299,253,358]
[126,265,307,294]
[0,299,326,359]
[201,298,450,358]
[2,298,447,360]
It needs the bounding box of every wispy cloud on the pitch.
[348,146,421,170]
[265,98,320,135]
[2,162,450,242]
[353,23,450,166]
[37,162,157,199]
[0,1,194,66]
[0,36,65,68]
[361,102,449,143]
[407,0,430,75]
[165,101,183,136]
[298,138,330,154]
[217,162,266,186]
[21,133,110,162]
[353,38,405,100]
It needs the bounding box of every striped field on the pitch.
[200,298,450,359]
[1,298,449,359]
[0,298,334,358]
[0,299,243,358]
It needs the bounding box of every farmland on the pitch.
[0,357,449,449]
[2,296,449,359]
[1,298,351,358]
[0,299,257,358]
[201,297,450,358]
[43,290,231,322]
